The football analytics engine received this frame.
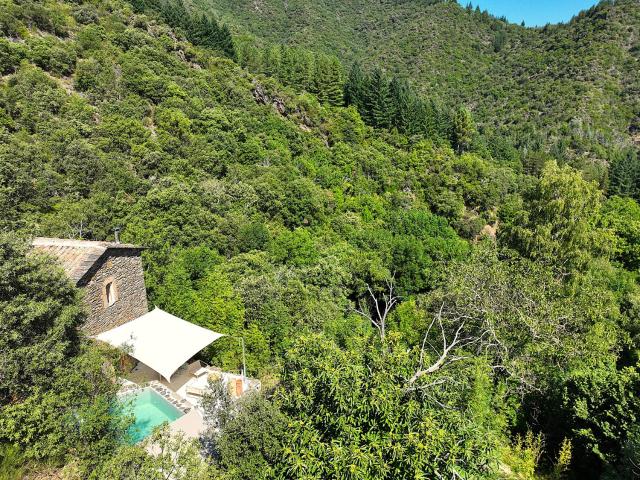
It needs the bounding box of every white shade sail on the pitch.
[96,307,224,381]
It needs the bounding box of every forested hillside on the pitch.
[1,0,640,478]
[195,0,640,180]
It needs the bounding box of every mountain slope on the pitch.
[0,0,515,369]
[5,1,640,478]
[195,0,640,164]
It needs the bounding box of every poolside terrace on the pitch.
[122,358,261,439]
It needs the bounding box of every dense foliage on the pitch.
[0,234,126,472]
[197,0,640,184]
[1,0,640,478]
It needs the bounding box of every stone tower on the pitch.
[32,237,149,335]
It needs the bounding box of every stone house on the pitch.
[32,237,149,335]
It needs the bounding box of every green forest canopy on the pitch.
[0,0,640,478]
[196,0,640,182]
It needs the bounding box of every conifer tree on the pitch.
[313,54,344,106]
[278,45,295,86]
[188,15,209,45]
[365,68,392,128]
[326,56,345,106]
[130,0,147,13]
[161,0,189,31]
[609,149,640,200]
[203,17,222,49]
[290,48,313,92]
[311,53,329,103]
[218,24,236,59]
[493,29,506,52]
[420,99,442,138]
[236,42,260,71]
[451,105,476,154]
[406,99,425,135]
[389,76,413,132]
[344,62,366,110]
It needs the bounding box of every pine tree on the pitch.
[130,0,147,13]
[344,62,366,111]
[434,100,453,140]
[236,42,260,71]
[187,15,209,45]
[203,17,221,49]
[389,76,413,132]
[609,149,640,200]
[493,30,506,52]
[291,48,313,92]
[278,45,295,86]
[312,52,344,104]
[413,100,428,137]
[451,106,476,154]
[161,0,189,31]
[323,56,345,106]
[365,68,392,128]
[311,53,329,102]
[218,24,236,59]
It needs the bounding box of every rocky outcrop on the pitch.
[252,81,314,129]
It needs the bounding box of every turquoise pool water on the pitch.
[120,388,184,443]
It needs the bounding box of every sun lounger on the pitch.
[193,367,210,378]
[185,386,206,397]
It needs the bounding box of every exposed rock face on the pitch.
[252,81,313,129]
[252,82,287,115]
[78,249,149,335]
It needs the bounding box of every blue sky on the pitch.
[459,0,600,27]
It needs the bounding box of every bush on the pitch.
[0,37,24,74]
[26,36,76,75]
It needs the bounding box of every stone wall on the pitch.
[78,249,149,335]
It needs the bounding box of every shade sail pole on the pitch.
[239,336,247,379]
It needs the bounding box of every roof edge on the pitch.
[32,237,145,250]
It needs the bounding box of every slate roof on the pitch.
[32,237,143,284]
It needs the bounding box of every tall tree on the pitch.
[324,55,345,106]
[451,105,476,154]
[365,67,392,128]
[344,62,366,110]
[289,48,313,91]
[608,149,640,201]
[218,24,236,59]
[160,0,189,31]
[500,161,611,276]
[187,14,211,46]
[261,44,281,77]
[312,53,343,106]
[389,76,413,132]
[0,234,123,463]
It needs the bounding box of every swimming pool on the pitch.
[120,388,184,443]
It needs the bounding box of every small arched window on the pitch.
[103,279,118,307]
